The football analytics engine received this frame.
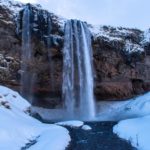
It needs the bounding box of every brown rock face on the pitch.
[0,3,150,108]
[0,5,21,91]
[92,27,150,100]
[95,81,133,100]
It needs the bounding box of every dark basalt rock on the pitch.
[0,2,150,108]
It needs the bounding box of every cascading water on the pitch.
[62,20,95,120]
[20,5,34,102]
[47,14,54,91]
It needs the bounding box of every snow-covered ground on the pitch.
[1,85,150,150]
[105,92,150,150]
[0,86,70,150]
[97,92,150,121]
[31,91,150,150]
[114,116,150,150]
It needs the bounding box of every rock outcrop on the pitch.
[0,0,150,108]
[91,26,150,100]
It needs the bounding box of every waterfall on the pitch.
[47,14,54,91]
[62,20,95,120]
[20,5,34,102]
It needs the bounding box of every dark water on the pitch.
[66,122,136,150]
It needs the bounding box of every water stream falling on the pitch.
[47,14,54,91]
[20,5,34,103]
[62,20,95,120]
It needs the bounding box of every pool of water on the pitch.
[66,122,136,150]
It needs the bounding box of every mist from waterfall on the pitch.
[21,5,34,103]
[62,20,95,120]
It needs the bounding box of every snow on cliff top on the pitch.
[142,28,150,44]
[89,25,136,41]
[90,24,145,53]
[0,0,66,28]
[0,85,70,150]
[0,0,148,53]
[90,25,123,41]
[0,0,23,14]
[0,0,43,16]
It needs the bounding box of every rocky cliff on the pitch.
[0,0,150,108]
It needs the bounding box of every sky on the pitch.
[17,0,150,30]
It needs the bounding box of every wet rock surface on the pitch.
[66,122,136,150]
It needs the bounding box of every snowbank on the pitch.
[0,85,30,111]
[112,92,150,150]
[0,86,70,150]
[97,92,150,121]
[114,116,150,150]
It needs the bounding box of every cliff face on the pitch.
[0,1,21,88]
[92,26,150,100]
[0,1,150,108]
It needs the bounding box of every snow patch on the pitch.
[89,25,123,41]
[82,125,92,130]
[97,92,150,121]
[125,40,144,53]
[112,92,150,150]
[142,29,150,44]
[113,116,150,150]
[56,120,84,128]
[0,0,23,15]
[0,86,70,150]
[0,85,30,111]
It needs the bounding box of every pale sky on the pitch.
[17,0,150,30]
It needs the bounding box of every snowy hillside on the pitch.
[0,86,70,150]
